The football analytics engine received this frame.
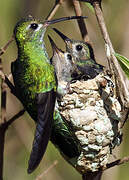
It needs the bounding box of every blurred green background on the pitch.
[0,0,129,179]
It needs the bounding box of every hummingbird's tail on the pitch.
[27,89,56,173]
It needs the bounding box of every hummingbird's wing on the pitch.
[51,111,80,158]
[28,90,56,173]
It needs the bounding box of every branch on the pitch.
[0,109,25,180]
[45,0,64,20]
[104,155,129,171]
[36,160,58,180]
[0,36,14,56]
[0,63,24,179]
[82,154,129,180]
[92,1,129,109]
[7,109,25,127]
[72,0,89,42]
[1,84,7,124]
[0,125,6,180]
[0,54,7,180]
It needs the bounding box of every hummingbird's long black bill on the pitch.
[44,16,88,27]
[52,28,71,42]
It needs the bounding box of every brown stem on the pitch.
[92,1,129,109]
[0,109,25,180]
[4,76,18,98]
[1,85,7,123]
[72,0,89,42]
[0,64,24,179]
[0,125,6,180]
[104,155,129,171]
[82,154,129,180]
[36,160,58,180]
[0,36,14,56]
[7,109,25,127]
[0,55,6,180]
[45,0,64,20]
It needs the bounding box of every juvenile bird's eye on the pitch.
[30,23,38,30]
[76,44,83,51]
[67,54,72,60]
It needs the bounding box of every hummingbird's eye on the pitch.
[30,23,39,30]
[76,44,83,51]
[67,54,72,60]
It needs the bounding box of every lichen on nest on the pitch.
[58,73,122,174]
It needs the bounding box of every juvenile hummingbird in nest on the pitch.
[48,35,76,96]
[53,28,104,80]
[12,16,87,173]
[48,35,80,161]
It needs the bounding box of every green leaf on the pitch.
[114,53,129,79]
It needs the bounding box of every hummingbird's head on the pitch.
[14,16,46,45]
[70,41,95,61]
[14,16,88,46]
[48,35,75,81]
[68,41,91,60]
[53,28,95,61]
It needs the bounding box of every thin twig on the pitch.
[0,109,25,180]
[82,155,129,180]
[1,83,7,123]
[45,0,64,20]
[0,59,2,123]
[72,0,89,42]
[0,126,5,180]
[92,1,129,109]
[0,57,5,180]
[4,75,18,98]
[120,108,129,128]
[103,155,129,170]
[0,36,14,56]
[0,67,24,180]
[7,109,25,127]
[0,53,7,180]
[36,160,58,180]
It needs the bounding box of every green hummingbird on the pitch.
[53,28,104,80]
[12,16,88,173]
[12,16,57,173]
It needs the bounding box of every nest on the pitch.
[58,73,122,174]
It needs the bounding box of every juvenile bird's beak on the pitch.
[48,35,64,55]
[52,28,72,47]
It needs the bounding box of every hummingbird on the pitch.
[48,35,76,97]
[53,28,104,80]
[12,16,57,173]
[48,35,80,159]
[12,16,88,173]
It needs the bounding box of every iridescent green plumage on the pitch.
[12,17,57,173]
